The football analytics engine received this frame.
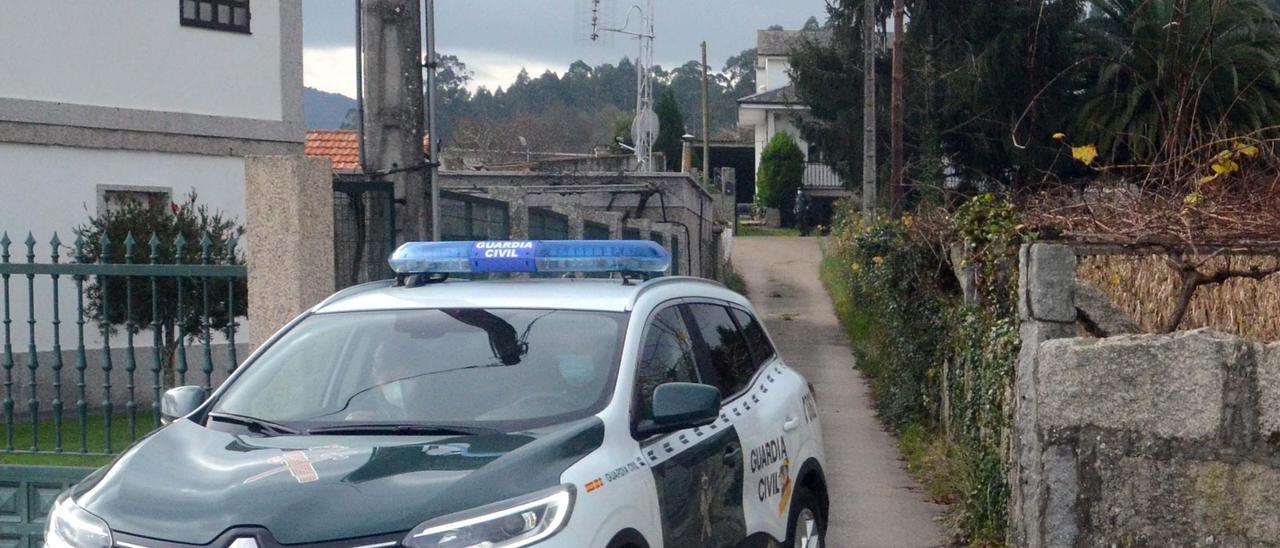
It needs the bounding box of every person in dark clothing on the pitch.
[794,188,813,236]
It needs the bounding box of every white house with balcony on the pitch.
[737,29,849,198]
[0,0,304,247]
[0,0,303,351]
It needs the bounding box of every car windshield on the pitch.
[212,308,627,432]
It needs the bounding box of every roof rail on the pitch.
[628,276,729,309]
[314,279,396,311]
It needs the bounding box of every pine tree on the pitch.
[653,88,686,171]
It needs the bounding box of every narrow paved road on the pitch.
[735,236,944,548]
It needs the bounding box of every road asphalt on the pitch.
[735,236,945,548]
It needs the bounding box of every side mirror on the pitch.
[636,382,721,438]
[160,386,207,425]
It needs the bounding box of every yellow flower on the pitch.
[1052,132,1067,141]
[1071,145,1099,166]
[902,214,915,227]
[851,262,862,273]
[1184,193,1205,207]
[872,256,885,265]
[1211,158,1240,175]
[1197,174,1220,186]
[1234,142,1260,158]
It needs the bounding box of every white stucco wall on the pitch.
[0,0,283,121]
[0,142,248,350]
[757,56,792,93]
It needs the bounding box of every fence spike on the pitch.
[73,234,85,263]
[226,235,239,263]
[124,232,137,257]
[148,233,161,262]
[24,233,35,263]
[50,233,62,262]
[174,233,187,261]
[200,234,213,265]
[99,233,111,260]
[0,233,10,263]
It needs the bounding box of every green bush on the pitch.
[756,132,805,225]
[821,197,1021,546]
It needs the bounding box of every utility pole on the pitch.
[359,0,429,242]
[861,0,878,218]
[701,41,711,187]
[425,0,440,241]
[890,0,905,219]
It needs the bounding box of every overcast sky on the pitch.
[303,0,830,98]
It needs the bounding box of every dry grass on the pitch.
[1078,254,1280,342]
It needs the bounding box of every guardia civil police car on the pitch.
[47,240,828,548]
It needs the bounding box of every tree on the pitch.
[74,192,246,387]
[791,0,1086,194]
[1076,0,1280,164]
[723,48,758,99]
[757,132,807,226]
[654,87,686,171]
[803,16,823,31]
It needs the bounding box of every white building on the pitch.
[0,0,303,350]
[0,0,304,246]
[737,30,823,173]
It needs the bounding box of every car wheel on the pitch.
[785,487,825,548]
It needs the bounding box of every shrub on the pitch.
[756,132,806,225]
[821,196,1021,545]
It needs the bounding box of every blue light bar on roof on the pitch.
[388,240,671,275]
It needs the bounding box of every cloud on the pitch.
[303,45,562,96]
[453,49,561,92]
[303,46,357,98]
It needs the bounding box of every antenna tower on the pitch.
[591,0,658,172]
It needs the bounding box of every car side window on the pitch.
[731,308,776,368]
[685,303,755,397]
[635,306,701,421]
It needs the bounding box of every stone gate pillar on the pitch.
[245,155,335,351]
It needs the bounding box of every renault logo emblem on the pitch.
[227,538,260,548]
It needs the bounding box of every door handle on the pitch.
[722,443,742,466]
[783,416,801,432]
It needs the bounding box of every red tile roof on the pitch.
[305,130,430,172]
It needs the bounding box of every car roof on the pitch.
[314,277,732,314]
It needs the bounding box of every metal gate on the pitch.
[333,180,396,290]
[0,465,95,547]
[1,231,246,456]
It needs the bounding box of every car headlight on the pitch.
[403,484,575,548]
[45,494,113,548]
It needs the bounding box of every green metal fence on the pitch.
[528,208,570,240]
[0,465,94,547]
[0,231,246,455]
[584,221,610,241]
[333,180,397,290]
[440,191,510,241]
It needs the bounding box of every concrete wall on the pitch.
[1014,243,1280,546]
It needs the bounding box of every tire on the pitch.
[784,487,826,548]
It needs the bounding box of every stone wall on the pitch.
[1014,243,1280,546]
[439,171,724,280]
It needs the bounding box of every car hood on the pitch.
[72,417,604,545]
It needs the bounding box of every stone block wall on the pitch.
[1014,243,1280,547]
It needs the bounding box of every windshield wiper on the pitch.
[307,423,497,436]
[208,412,302,436]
